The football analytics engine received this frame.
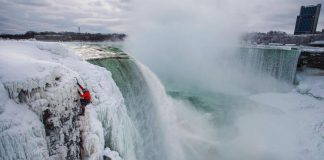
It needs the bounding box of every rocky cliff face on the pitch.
[298,51,324,70]
[1,66,82,160]
[0,41,85,160]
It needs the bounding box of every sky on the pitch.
[0,0,323,34]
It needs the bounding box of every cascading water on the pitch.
[89,57,219,160]
[89,58,168,160]
[238,47,301,83]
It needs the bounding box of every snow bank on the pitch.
[296,69,324,99]
[0,40,126,160]
[249,89,324,160]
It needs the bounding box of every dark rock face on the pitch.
[42,106,81,160]
[40,88,82,160]
[298,51,324,70]
[4,76,83,160]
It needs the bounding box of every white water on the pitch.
[88,57,220,160]
[239,47,300,83]
[137,62,219,160]
[131,56,324,160]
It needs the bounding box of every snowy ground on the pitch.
[248,71,324,160]
[0,40,125,160]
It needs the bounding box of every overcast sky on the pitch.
[0,0,323,34]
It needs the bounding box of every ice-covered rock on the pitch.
[0,83,49,160]
[0,40,134,160]
[0,41,83,159]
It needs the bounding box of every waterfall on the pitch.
[239,47,300,83]
[89,58,168,160]
[89,58,219,160]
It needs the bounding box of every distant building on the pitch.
[294,4,321,35]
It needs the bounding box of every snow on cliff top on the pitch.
[0,41,80,82]
[0,46,51,81]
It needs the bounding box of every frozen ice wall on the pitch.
[0,41,83,159]
[0,41,128,160]
[0,82,49,160]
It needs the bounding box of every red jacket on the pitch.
[79,84,91,102]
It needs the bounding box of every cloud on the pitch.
[0,0,323,34]
[0,0,128,34]
[11,0,51,7]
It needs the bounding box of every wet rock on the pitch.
[298,51,324,70]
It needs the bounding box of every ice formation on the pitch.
[0,82,49,160]
[0,40,125,160]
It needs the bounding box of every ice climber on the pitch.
[77,82,91,116]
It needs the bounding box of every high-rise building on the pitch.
[294,4,321,35]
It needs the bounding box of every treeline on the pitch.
[0,31,127,42]
[241,31,324,46]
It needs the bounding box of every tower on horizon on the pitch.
[294,4,321,35]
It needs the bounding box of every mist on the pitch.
[124,0,299,94]
[122,1,319,160]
